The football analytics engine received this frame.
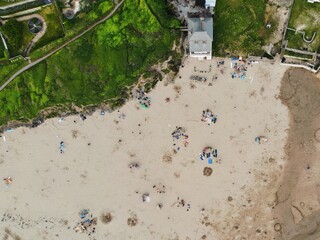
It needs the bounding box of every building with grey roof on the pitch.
[187,12,213,60]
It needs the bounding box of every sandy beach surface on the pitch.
[0,57,290,240]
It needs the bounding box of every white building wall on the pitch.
[205,0,216,7]
[190,52,212,60]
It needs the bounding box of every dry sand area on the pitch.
[0,57,301,240]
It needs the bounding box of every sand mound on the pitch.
[100,212,112,224]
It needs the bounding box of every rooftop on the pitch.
[187,14,213,54]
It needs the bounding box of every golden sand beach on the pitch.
[0,57,292,239]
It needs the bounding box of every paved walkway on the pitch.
[17,13,47,43]
[0,0,124,92]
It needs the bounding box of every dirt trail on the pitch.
[275,68,320,240]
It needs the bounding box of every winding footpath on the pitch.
[16,14,47,44]
[0,0,124,92]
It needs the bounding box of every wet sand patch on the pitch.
[275,68,320,240]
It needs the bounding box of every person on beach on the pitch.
[3,177,12,185]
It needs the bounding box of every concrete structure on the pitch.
[205,0,216,7]
[187,12,213,60]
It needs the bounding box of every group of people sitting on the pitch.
[199,146,218,164]
[172,126,189,147]
[132,88,151,108]
[201,109,217,125]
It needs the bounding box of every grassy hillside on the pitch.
[285,0,320,52]
[213,0,272,56]
[0,0,180,125]
[33,3,65,50]
[1,19,23,57]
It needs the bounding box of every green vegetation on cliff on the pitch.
[0,0,180,125]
